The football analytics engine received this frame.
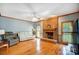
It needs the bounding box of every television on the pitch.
[76,19,79,44]
[73,19,79,34]
[73,19,79,33]
[74,19,79,54]
[77,19,79,33]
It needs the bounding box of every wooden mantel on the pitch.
[43,28,57,32]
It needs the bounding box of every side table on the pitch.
[0,41,9,54]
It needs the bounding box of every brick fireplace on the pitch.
[43,29,56,39]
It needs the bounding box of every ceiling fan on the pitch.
[25,4,42,22]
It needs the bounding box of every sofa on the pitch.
[4,32,20,46]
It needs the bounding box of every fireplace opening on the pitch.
[46,32,53,39]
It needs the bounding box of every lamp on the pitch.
[0,30,5,35]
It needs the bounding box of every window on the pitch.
[61,21,73,43]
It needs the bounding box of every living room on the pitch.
[0,3,79,55]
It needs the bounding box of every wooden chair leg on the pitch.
[6,45,9,54]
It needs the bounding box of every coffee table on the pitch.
[0,41,8,53]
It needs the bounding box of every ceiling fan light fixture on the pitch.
[32,17,39,22]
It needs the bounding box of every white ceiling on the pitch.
[0,3,79,22]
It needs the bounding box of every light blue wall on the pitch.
[0,16,35,41]
[0,16,34,32]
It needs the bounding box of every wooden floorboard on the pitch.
[0,39,62,55]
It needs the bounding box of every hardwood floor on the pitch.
[40,40,62,55]
[0,39,62,55]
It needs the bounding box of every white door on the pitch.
[36,25,41,38]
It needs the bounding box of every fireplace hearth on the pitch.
[46,32,53,39]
